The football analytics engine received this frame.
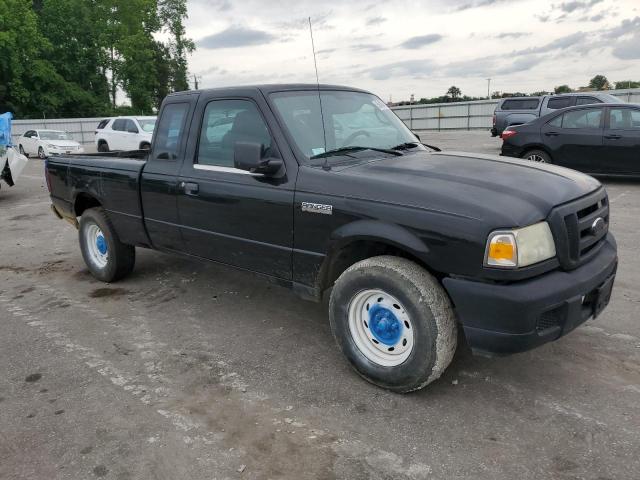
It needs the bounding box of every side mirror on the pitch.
[234,141,282,175]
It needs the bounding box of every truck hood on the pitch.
[333,150,602,227]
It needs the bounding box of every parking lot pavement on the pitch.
[1,134,639,480]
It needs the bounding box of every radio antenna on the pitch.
[308,17,329,170]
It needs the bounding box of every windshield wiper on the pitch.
[391,142,441,152]
[310,146,403,159]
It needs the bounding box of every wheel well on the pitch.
[318,240,440,296]
[97,139,107,145]
[521,145,552,159]
[74,193,101,217]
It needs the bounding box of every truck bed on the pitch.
[47,153,149,246]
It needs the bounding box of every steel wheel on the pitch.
[85,223,109,268]
[526,153,546,163]
[38,147,47,159]
[348,289,414,367]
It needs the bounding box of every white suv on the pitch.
[94,116,156,152]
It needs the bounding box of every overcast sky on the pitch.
[185,0,640,101]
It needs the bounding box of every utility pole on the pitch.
[193,74,199,90]
[486,78,491,99]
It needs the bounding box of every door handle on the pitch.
[604,134,622,140]
[179,181,199,195]
[544,131,560,137]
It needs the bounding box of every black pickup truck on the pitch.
[46,84,617,392]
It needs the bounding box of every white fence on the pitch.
[8,89,640,143]
[11,117,105,146]
[391,88,640,132]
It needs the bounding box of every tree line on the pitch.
[0,0,193,118]
[393,75,640,106]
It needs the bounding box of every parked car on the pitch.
[94,116,156,152]
[501,103,640,176]
[45,84,617,393]
[18,129,84,159]
[1,146,28,190]
[491,92,623,137]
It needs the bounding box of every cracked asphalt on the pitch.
[1,132,639,480]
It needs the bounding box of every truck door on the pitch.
[140,99,195,251]
[603,106,640,175]
[176,94,295,280]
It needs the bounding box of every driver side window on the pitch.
[196,99,271,167]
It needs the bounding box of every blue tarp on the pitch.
[0,112,13,146]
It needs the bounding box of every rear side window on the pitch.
[112,119,126,131]
[562,108,602,129]
[609,108,640,129]
[153,103,188,160]
[547,97,573,110]
[124,119,138,133]
[501,99,540,110]
[548,115,563,128]
[96,119,109,129]
[576,96,601,106]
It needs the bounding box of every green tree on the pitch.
[554,85,572,94]
[588,75,611,91]
[158,0,195,92]
[614,80,640,89]
[446,86,461,100]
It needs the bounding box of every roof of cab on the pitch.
[167,83,371,98]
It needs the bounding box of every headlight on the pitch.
[485,222,556,268]
[46,144,57,149]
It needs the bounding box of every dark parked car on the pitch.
[501,103,640,176]
[491,92,623,137]
[45,84,617,392]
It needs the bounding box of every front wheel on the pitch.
[38,147,47,159]
[97,141,109,153]
[522,149,551,163]
[329,256,457,393]
[19,145,27,157]
[79,207,135,282]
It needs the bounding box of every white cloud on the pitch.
[185,0,640,100]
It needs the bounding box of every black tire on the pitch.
[97,141,109,153]
[19,145,27,157]
[38,147,47,159]
[79,207,135,282]
[522,149,551,163]
[140,142,151,150]
[329,256,457,393]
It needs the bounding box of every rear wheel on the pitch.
[140,142,151,150]
[79,207,135,282]
[329,256,457,393]
[97,141,109,153]
[522,149,551,163]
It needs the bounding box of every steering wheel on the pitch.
[341,130,371,147]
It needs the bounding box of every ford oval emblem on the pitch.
[591,217,606,236]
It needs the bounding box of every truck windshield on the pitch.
[270,90,421,163]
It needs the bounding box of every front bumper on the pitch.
[442,234,617,355]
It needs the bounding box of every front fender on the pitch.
[328,219,429,257]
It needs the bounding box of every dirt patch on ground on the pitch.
[0,265,29,273]
[37,260,71,275]
[9,213,47,222]
[89,288,130,299]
